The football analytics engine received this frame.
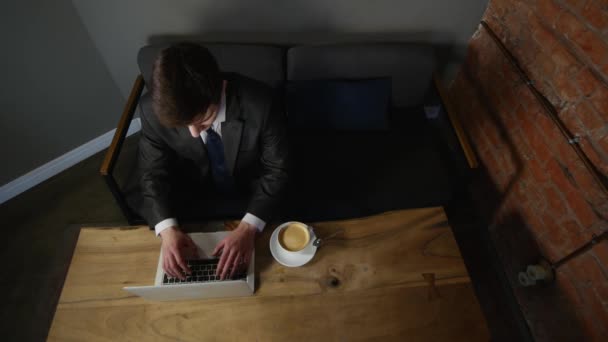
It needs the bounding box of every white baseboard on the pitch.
[0,118,141,205]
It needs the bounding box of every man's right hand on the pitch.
[159,226,199,279]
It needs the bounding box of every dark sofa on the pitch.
[101,42,472,227]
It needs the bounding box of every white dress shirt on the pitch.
[155,91,266,236]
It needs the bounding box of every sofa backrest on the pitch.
[287,44,435,108]
[137,42,436,108]
[137,43,286,88]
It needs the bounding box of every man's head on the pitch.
[151,42,223,135]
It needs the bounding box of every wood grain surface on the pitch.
[48,207,489,341]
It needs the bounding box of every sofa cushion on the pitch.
[285,78,391,131]
[284,109,453,222]
[138,43,286,88]
[287,44,435,108]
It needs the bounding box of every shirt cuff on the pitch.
[242,213,266,232]
[155,218,178,236]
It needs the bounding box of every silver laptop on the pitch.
[124,231,255,301]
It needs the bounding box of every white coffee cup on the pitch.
[276,221,319,255]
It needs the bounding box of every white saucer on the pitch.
[269,225,317,267]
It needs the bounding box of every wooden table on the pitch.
[48,207,489,341]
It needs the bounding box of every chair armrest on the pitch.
[99,75,145,225]
[433,74,479,169]
[100,75,145,176]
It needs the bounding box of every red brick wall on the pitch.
[449,0,608,340]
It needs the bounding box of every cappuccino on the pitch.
[278,223,310,252]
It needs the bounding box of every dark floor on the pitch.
[0,140,129,341]
[0,134,532,341]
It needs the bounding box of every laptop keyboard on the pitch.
[162,258,247,285]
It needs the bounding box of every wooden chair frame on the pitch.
[99,75,145,225]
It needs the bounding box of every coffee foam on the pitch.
[279,223,310,251]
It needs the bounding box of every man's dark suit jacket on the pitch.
[136,73,289,227]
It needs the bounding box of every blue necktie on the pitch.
[206,127,235,193]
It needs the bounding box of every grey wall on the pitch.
[72,0,489,97]
[0,1,124,185]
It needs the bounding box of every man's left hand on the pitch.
[212,221,257,280]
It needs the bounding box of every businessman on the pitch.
[136,42,289,280]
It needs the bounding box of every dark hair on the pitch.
[151,42,222,127]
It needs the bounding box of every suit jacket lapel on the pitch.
[176,126,208,162]
[221,80,243,176]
